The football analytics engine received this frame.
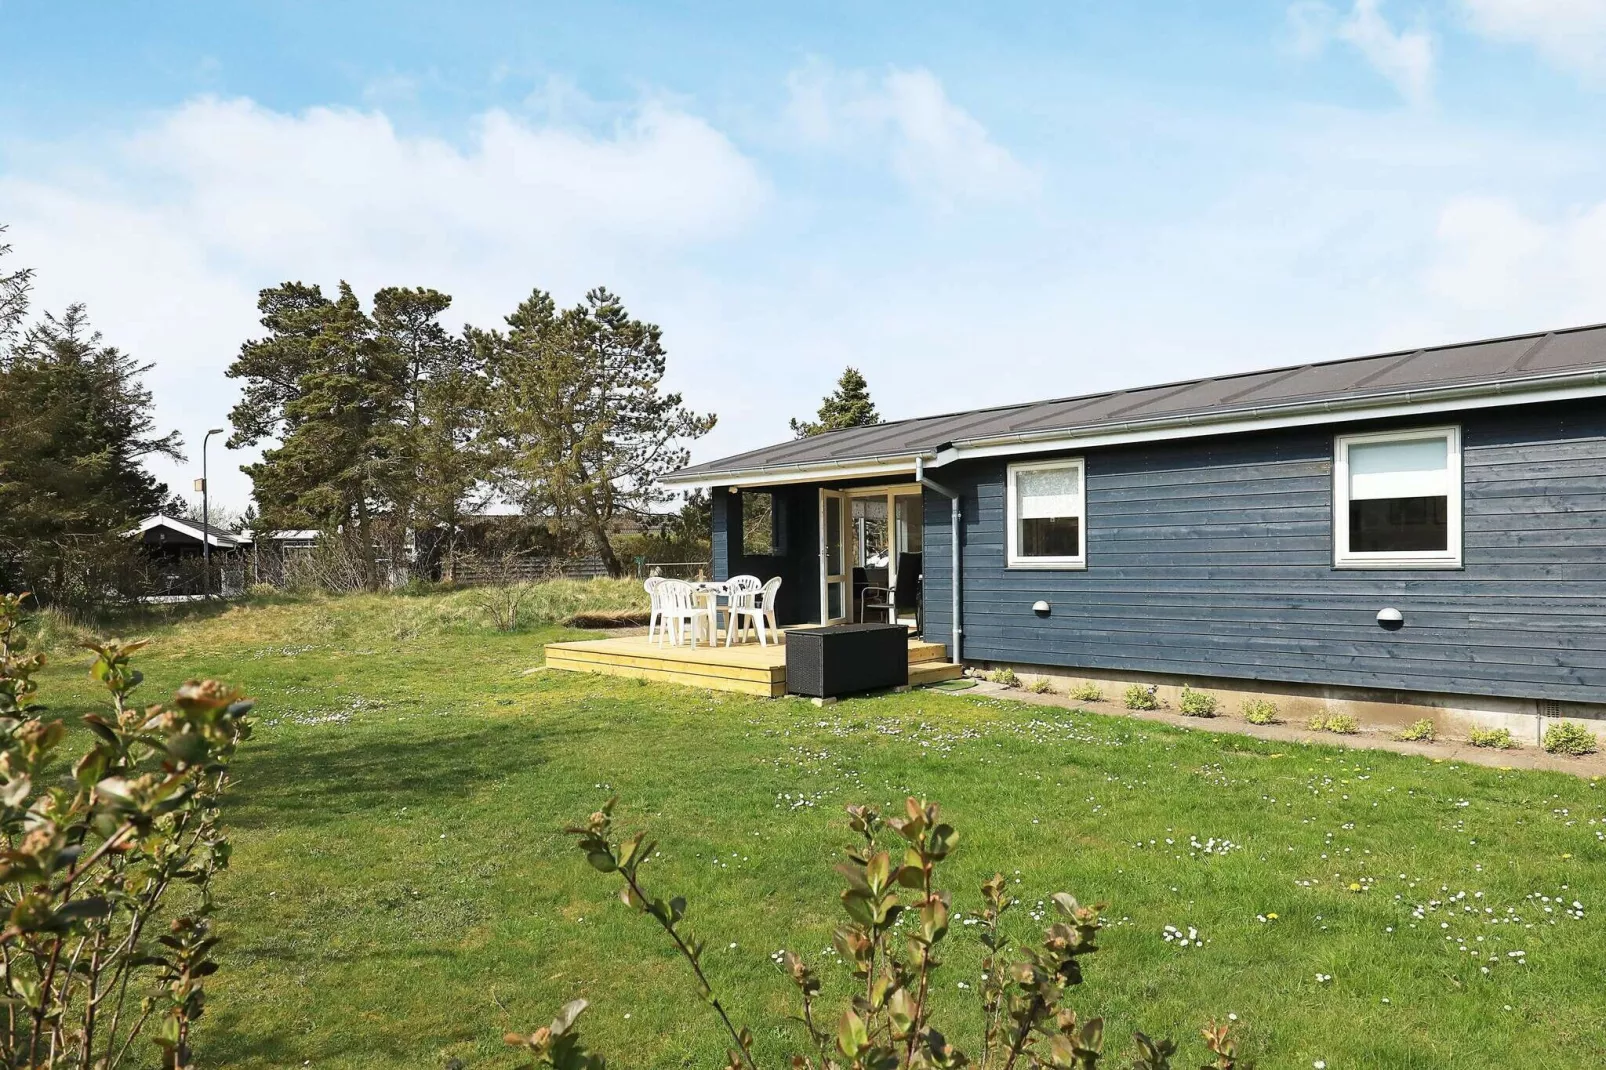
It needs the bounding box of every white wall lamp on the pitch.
[1376,607,1404,631]
[1032,600,1051,617]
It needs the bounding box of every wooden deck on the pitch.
[545,632,962,697]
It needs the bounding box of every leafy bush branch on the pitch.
[513,796,1249,1069]
[0,592,252,1068]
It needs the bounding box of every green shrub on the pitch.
[1026,677,1056,695]
[531,796,1248,1070]
[1179,686,1218,717]
[1543,720,1599,756]
[0,593,251,1067]
[1309,713,1359,734]
[1469,727,1518,749]
[1396,718,1436,742]
[1241,698,1281,725]
[1069,681,1104,702]
[989,667,1021,688]
[1124,683,1161,710]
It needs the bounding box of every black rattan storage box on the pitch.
[784,624,908,699]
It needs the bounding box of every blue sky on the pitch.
[4,1,1606,509]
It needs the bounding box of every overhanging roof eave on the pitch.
[662,453,928,488]
[668,364,1606,486]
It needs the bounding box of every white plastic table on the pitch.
[685,581,728,644]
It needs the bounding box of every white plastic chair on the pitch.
[727,576,782,647]
[643,576,664,642]
[720,575,762,643]
[656,579,718,649]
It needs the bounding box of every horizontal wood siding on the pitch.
[922,488,955,658]
[935,399,1606,703]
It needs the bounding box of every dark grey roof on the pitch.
[185,516,241,542]
[669,323,1606,483]
[139,515,244,546]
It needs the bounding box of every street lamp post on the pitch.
[201,428,224,597]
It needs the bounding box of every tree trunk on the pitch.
[584,515,622,578]
[355,496,377,589]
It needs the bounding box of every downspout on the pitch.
[915,457,962,664]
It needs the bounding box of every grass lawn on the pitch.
[31,589,1606,1068]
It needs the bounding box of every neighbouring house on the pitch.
[131,516,323,593]
[130,515,249,595]
[665,323,1606,740]
[240,528,319,587]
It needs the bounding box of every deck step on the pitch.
[908,661,965,686]
[906,641,949,665]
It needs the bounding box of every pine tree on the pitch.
[372,287,493,578]
[227,282,406,587]
[0,304,183,601]
[479,288,715,577]
[790,366,881,438]
[225,282,332,448]
[0,225,32,347]
[665,489,712,549]
[228,282,499,584]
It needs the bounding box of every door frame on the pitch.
[819,482,923,624]
[819,489,850,624]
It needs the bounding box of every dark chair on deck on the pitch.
[852,566,888,621]
[860,552,922,632]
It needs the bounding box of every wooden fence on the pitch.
[450,555,611,584]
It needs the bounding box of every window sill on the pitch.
[1333,559,1463,571]
[1006,560,1088,571]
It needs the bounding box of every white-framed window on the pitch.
[1333,426,1462,569]
[1006,458,1086,569]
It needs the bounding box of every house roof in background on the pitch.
[667,322,1606,485]
[241,529,320,543]
[133,516,323,546]
[131,514,243,548]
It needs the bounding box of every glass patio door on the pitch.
[819,490,850,624]
[891,492,923,598]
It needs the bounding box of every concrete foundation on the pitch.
[971,660,1606,749]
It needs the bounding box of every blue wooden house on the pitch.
[664,324,1606,738]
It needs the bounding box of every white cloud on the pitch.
[1289,0,1435,105]
[1426,194,1606,327]
[7,67,1606,522]
[785,60,1037,206]
[1,96,768,508]
[127,97,765,256]
[1457,0,1606,76]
